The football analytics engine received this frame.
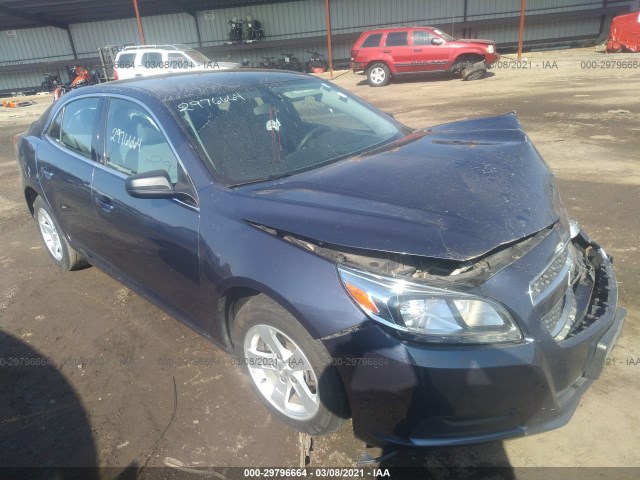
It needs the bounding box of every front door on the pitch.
[412,29,450,72]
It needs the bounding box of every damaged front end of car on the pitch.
[232,111,625,446]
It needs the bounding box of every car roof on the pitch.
[119,44,192,52]
[362,26,436,34]
[69,70,310,103]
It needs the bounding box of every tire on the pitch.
[33,196,87,271]
[231,294,348,436]
[462,62,487,81]
[366,62,391,87]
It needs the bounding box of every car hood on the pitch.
[231,112,565,261]
[453,38,496,46]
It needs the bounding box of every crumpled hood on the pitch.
[453,38,495,46]
[231,113,565,261]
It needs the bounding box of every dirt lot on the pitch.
[1,48,639,476]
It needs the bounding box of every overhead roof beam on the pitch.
[0,5,69,30]
[169,0,197,17]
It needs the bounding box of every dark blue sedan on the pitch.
[15,70,625,447]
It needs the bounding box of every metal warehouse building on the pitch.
[0,0,637,93]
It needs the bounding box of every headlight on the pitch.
[486,45,495,54]
[338,265,522,344]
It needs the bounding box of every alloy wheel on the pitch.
[37,208,63,261]
[370,67,386,85]
[243,324,320,420]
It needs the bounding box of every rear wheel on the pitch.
[33,196,86,270]
[366,62,390,87]
[231,295,348,435]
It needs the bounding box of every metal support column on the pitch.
[325,0,333,79]
[517,0,526,60]
[133,0,145,44]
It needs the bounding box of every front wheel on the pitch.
[231,295,348,435]
[33,196,87,270]
[366,62,391,87]
[462,62,487,81]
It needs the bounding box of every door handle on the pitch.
[414,48,423,52]
[382,50,392,53]
[98,195,114,213]
[42,166,54,180]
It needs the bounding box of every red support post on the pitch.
[133,0,145,45]
[325,0,334,79]
[517,0,525,60]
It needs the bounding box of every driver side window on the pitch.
[105,98,181,183]
[413,30,434,46]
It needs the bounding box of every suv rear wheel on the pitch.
[366,62,390,87]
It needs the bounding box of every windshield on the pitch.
[433,28,456,41]
[171,78,404,185]
[184,49,212,65]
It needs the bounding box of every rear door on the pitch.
[383,30,413,73]
[412,29,450,71]
[37,97,103,255]
[90,97,204,330]
[138,51,164,77]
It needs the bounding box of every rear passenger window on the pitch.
[141,52,163,68]
[105,98,181,183]
[362,33,382,48]
[385,32,408,47]
[59,98,100,159]
[47,109,63,142]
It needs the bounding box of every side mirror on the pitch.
[125,169,175,199]
[431,38,444,46]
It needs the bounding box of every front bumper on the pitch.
[323,233,625,447]
[485,52,500,67]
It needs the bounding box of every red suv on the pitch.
[351,27,499,86]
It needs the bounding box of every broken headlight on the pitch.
[339,265,522,344]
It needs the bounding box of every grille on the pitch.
[529,244,571,304]
[542,296,565,334]
[542,289,577,340]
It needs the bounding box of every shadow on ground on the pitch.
[0,331,99,478]
[355,71,495,87]
[373,443,514,479]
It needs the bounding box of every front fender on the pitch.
[198,187,368,340]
